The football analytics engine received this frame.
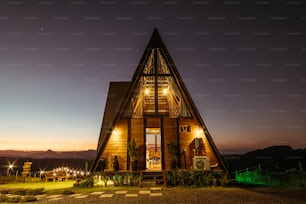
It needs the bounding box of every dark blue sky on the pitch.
[0,0,305,152]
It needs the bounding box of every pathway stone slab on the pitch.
[100,194,114,198]
[74,195,88,199]
[69,193,83,197]
[36,195,47,200]
[151,187,162,191]
[91,191,104,195]
[150,192,162,197]
[48,197,64,201]
[125,193,138,197]
[115,191,128,194]
[47,195,62,199]
[139,190,151,194]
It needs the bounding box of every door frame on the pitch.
[145,128,162,170]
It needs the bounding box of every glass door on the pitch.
[146,128,161,170]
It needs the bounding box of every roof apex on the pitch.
[146,28,164,49]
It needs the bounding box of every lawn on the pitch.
[0,180,142,194]
[0,180,75,191]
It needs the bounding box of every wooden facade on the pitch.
[91,29,227,173]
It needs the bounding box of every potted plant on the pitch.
[100,157,106,171]
[168,141,178,170]
[127,138,138,171]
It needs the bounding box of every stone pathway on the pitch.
[44,187,162,202]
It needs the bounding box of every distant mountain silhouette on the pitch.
[223,145,306,172]
[244,145,293,157]
[0,149,96,160]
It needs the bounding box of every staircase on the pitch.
[139,171,166,187]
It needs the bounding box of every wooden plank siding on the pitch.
[163,118,178,170]
[100,117,220,171]
[101,119,128,171]
[178,118,220,170]
[178,118,195,169]
[131,118,144,170]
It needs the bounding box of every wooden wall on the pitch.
[179,118,195,169]
[131,118,144,170]
[178,118,220,170]
[163,118,177,170]
[102,119,128,171]
[100,117,220,171]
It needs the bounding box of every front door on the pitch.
[146,128,161,170]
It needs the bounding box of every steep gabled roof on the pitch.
[91,28,227,173]
[94,81,131,165]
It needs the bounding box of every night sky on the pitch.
[0,0,305,152]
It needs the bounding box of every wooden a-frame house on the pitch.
[91,28,227,173]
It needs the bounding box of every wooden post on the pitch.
[176,118,181,168]
[127,118,131,170]
[161,118,165,170]
[143,118,147,170]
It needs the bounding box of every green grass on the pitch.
[0,180,74,191]
[0,181,145,195]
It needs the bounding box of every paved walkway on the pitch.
[9,187,305,204]
[37,187,162,203]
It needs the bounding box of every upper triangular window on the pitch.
[132,48,191,118]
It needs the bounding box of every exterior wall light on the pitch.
[144,88,150,95]
[112,129,119,136]
[163,88,168,95]
[195,129,204,138]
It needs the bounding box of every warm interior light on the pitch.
[163,88,168,95]
[195,129,203,138]
[112,130,119,136]
[196,129,203,134]
[144,88,150,95]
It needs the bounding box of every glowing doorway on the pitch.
[146,128,161,170]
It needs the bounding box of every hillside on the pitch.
[0,149,96,160]
[223,145,306,172]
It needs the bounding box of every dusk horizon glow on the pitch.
[0,1,305,153]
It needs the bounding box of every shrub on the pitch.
[128,174,139,186]
[62,190,74,195]
[0,189,9,194]
[11,189,27,196]
[22,196,37,202]
[26,188,44,195]
[167,169,219,187]
[0,195,7,202]
[6,196,22,202]
[74,177,94,188]
[217,173,229,186]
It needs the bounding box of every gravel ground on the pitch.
[32,187,306,204]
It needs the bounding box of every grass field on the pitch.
[0,181,74,190]
[0,181,142,194]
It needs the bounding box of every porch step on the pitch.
[139,171,166,187]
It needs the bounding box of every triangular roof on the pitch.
[96,81,131,152]
[91,28,227,173]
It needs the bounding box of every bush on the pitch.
[167,169,224,187]
[74,177,94,188]
[0,195,7,202]
[0,189,9,194]
[11,189,27,196]
[22,196,37,202]
[6,196,22,202]
[62,190,75,195]
[217,172,229,186]
[26,188,45,195]
[128,174,139,186]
